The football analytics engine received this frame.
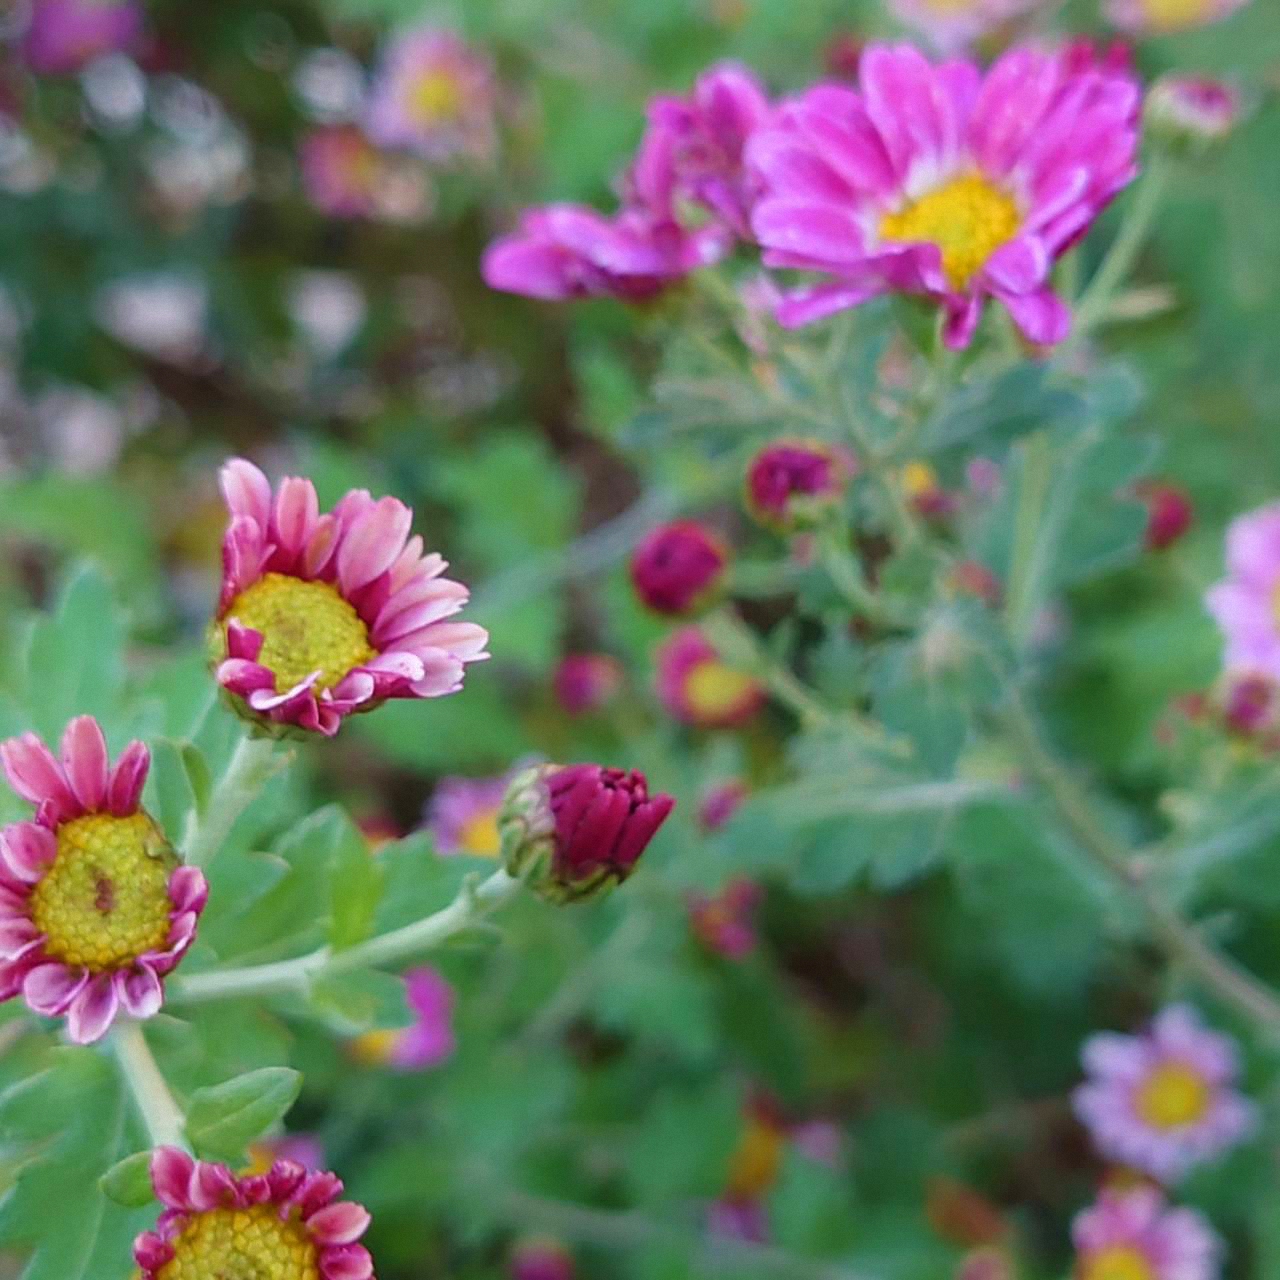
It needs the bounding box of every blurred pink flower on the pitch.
[1135,481,1194,551]
[552,654,623,717]
[887,0,1041,52]
[510,1239,576,1280]
[747,42,1141,347]
[745,440,854,532]
[247,1132,326,1174]
[689,878,761,959]
[426,773,509,857]
[1146,76,1243,145]
[630,520,729,616]
[1071,1187,1221,1280]
[21,0,142,75]
[1221,671,1279,737]
[655,626,765,729]
[707,1196,768,1243]
[351,966,456,1071]
[300,126,386,219]
[1105,0,1251,34]
[1205,502,1280,681]
[698,778,748,831]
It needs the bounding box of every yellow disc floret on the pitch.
[1081,1245,1155,1280]
[410,70,463,123]
[1140,0,1214,29]
[459,810,502,857]
[31,812,174,970]
[227,573,375,694]
[1135,1062,1211,1130]
[879,174,1021,291]
[157,1204,320,1280]
[685,660,758,723]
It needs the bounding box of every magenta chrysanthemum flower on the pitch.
[629,63,772,239]
[630,520,730,616]
[552,654,623,717]
[689,878,761,960]
[655,626,765,729]
[20,0,143,75]
[511,1239,576,1280]
[747,42,1142,347]
[351,965,456,1071]
[1105,0,1251,35]
[1146,76,1243,145]
[0,717,206,1044]
[134,1146,374,1280]
[365,27,495,164]
[425,773,509,857]
[300,127,386,219]
[886,0,1042,53]
[1205,502,1280,682]
[1073,1005,1256,1182]
[1071,1187,1221,1280]
[746,440,855,531]
[214,458,489,737]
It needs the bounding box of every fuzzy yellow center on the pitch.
[459,810,502,857]
[1081,1246,1155,1280]
[227,573,374,694]
[920,0,981,11]
[685,660,758,723]
[1140,0,1212,28]
[350,1028,400,1066]
[156,1203,320,1280]
[1135,1062,1211,1130]
[31,812,174,970]
[410,71,463,123]
[726,1118,786,1199]
[879,174,1021,291]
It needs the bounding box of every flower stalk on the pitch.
[182,732,283,869]
[112,1018,188,1150]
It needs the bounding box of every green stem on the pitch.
[112,1019,187,1150]
[1005,694,1280,1036]
[182,733,283,869]
[1003,431,1054,650]
[171,869,523,1005]
[819,526,906,629]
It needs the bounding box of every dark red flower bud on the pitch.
[1222,672,1278,736]
[698,779,748,832]
[630,520,729,615]
[1135,481,1194,551]
[500,763,675,903]
[511,1239,575,1280]
[746,440,854,532]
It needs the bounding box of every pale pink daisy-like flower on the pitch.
[1073,1005,1256,1183]
[214,458,489,737]
[425,773,509,857]
[300,126,387,219]
[1205,502,1280,681]
[134,1146,374,1280]
[350,965,456,1071]
[655,626,765,729]
[0,717,206,1044]
[1105,0,1251,35]
[20,0,143,75]
[1071,1187,1221,1280]
[365,27,496,164]
[747,42,1141,347]
[886,0,1042,54]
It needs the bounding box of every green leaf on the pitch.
[99,1152,155,1209]
[328,810,384,951]
[184,1068,303,1163]
[307,969,413,1035]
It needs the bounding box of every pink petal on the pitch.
[307,1202,371,1246]
[321,1244,374,1280]
[190,1159,237,1210]
[224,618,265,662]
[303,514,341,578]
[106,740,150,816]
[337,497,414,594]
[1001,287,1071,346]
[220,458,273,528]
[168,866,209,913]
[216,659,277,698]
[399,620,490,662]
[60,716,109,812]
[271,477,321,563]
[65,972,120,1043]
[0,822,57,883]
[22,962,88,1015]
[117,966,163,1018]
[0,733,77,821]
[0,917,44,960]
[982,236,1050,296]
[150,1146,196,1210]
[133,1231,174,1271]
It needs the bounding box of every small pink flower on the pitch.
[748,42,1141,348]
[1135,481,1194,551]
[655,626,765,729]
[214,457,489,737]
[887,0,1042,53]
[1073,1005,1256,1183]
[552,654,623,717]
[0,717,206,1045]
[1205,502,1280,682]
[511,1239,576,1280]
[698,779,748,831]
[248,1133,326,1174]
[1071,1187,1221,1280]
[630,520,729,616]
[708,1197,768,1244]
[352,966,456,1071]
[629,63,772,239]
[689,878,761,960]
[135,1146,375,1280]
[1220,671,1279,737]
[426,774,509,857]
[365,27,496,164]
[1146,76,1243,145]
[20,0,143,75]
[1105,0,1251,35]
[745,440,854,532]
[300,127,387,219]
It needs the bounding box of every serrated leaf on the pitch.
[185,1068,302,1162]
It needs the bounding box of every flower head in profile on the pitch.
[500,763,675,903]
[886,0,1042,53]
[1071,1187,1221,1280]
[350,965,455,1071]
[1105,0,1251,35]
[552,654,623,717]
[300,127,387,220]
[746,440,855,531]
[1135,481,1194,551]
[1073,1005,1256,1182]
[689,878,761,959]
[748,42,1141,347]
[630,63,772,239]
[365,27,496,164]
[655,626,765,728]
[0,717,206,1044]
[426,774,509,857]
[1146,76,1243,148]
[631,520,730,616]
[20,0,143,75]
[135,1146,374,1280]
[215,458,489,737]
[1205,501,1280,681]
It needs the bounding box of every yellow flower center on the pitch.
[459,810,501,858]
[726,1118,786,1199]
[31,812,174,970]
[410,70,463,123]
[227,574,374,694]
[1140,0,1213,28]
[901,460,940,498]
[1081,1245,1155,1280]
[1135,1062,1211,1130]
[156,1203,320,1280]
[879,174,1021,291]
[350,1028,400,1066]
[920,0,982,12]
[685,660,758,723]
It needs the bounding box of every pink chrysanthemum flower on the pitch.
[746,440,855,531]
[887,0,1042,54]
[365,27,496,164]
[629,63,772,239]
[0,717,206,1044]
[689,877,761,959]
[1071,1187,1221,1280]
[350,965,456,1071]
[134,1146,374,1280]
[300,127,387,220]
[630,520,730,616]
[1205,502,1280,682]
[20,0,143,75]
[655,626,765,729]
[747,42,1141,347]
[425,773,509,857]
[552,654,623,717]
[215,458,489,737]
[1073,1005,1256,1183]
[1105,0,1251,35]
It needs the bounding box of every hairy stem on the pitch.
[183,733,283,869]
[112,1019,187,1150]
